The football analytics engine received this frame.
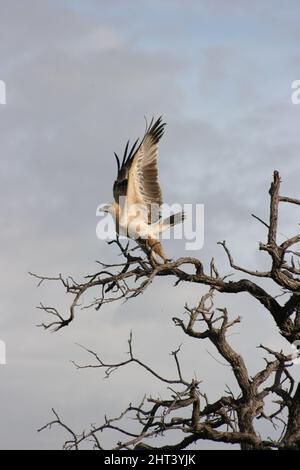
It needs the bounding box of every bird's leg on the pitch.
[136,238,154,263]
[147,237,171,264]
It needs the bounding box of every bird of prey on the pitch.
[101,117,184,263]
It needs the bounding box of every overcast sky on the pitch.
[1,0,300,449]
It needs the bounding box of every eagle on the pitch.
[101,117,184,263]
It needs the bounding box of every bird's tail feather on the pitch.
[156,211,185,234]
[166,211,185,227]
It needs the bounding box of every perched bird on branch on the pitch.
[101,117,184,263]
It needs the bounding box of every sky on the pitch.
[0,0,300,449]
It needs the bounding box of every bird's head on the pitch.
[98,203,116,215]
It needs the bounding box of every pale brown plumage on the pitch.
[109,117,183,263]
[113,117,164,222]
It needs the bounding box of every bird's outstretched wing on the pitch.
[113,117,166,222]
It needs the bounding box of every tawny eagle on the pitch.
[101,117,184,263]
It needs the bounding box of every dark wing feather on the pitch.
[113,117,165,215]
[113,138,139,202]
[127,116,165,223]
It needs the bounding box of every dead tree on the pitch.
[33,171,300,450]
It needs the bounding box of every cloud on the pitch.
[0,0,300,449]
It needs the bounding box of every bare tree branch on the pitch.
[35,171,300,450]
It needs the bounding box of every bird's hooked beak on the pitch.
[98,203,115,215]
[98,203,111,214]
